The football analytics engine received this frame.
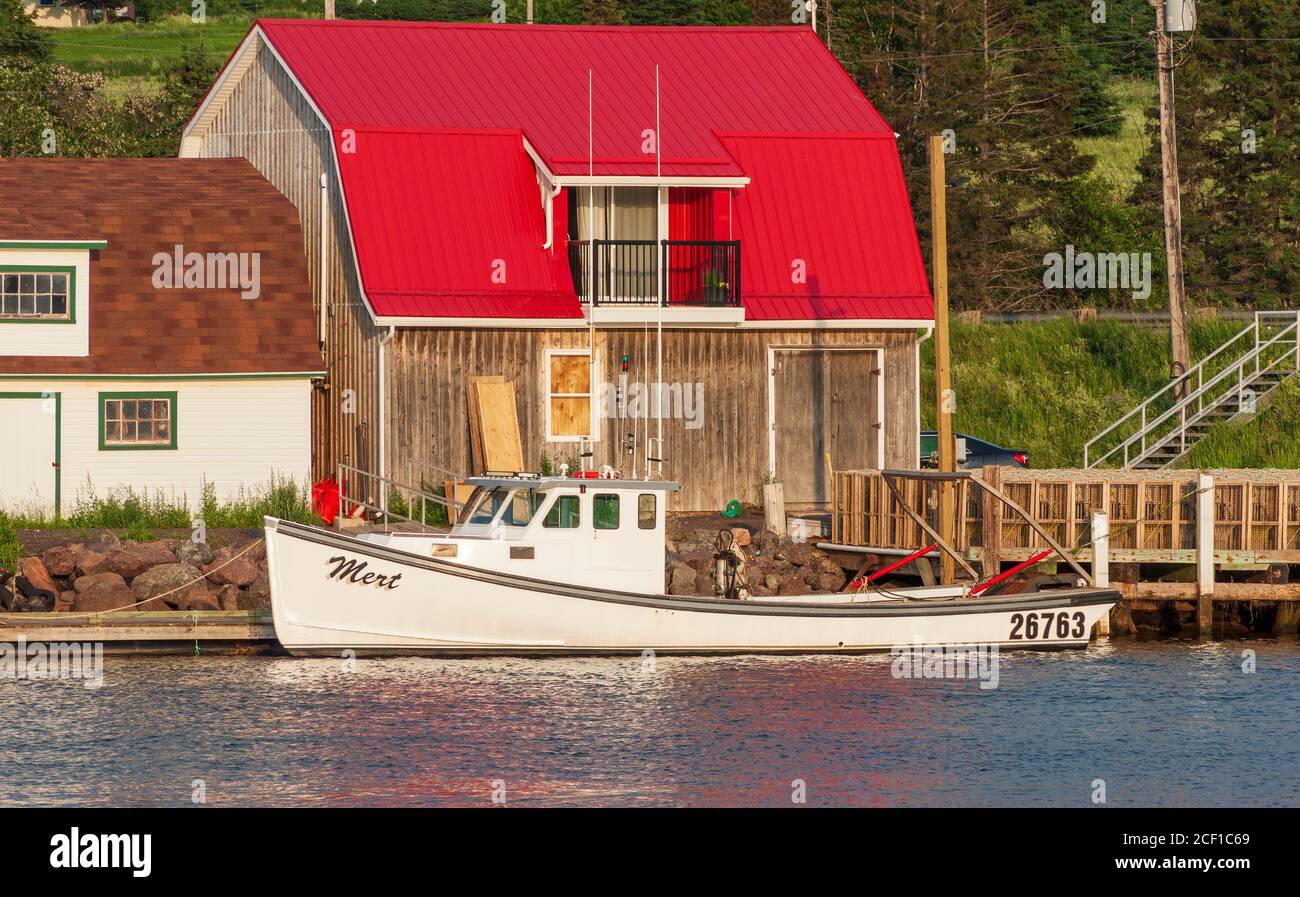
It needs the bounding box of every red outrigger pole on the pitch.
[970,549,1054,596]
[849,543,939,590]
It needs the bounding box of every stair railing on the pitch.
[1084,312,1300,469]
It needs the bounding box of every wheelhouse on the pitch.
[360,475,681,594]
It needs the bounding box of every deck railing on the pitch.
[568,239,740,307]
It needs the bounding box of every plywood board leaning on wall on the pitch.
[472,377,524,474]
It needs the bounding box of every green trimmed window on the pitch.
[99,392,177,450]
[0,267,73,322]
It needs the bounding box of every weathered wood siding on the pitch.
[386,328,919,511]
[191,38,379,481]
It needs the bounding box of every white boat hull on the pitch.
[265,519,1118,656]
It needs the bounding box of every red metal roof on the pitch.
[336,128,582,319]
[719,133,934,321]
[229,20,931,323]
[257,20,892,179]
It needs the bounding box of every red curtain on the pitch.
[668,188,712,303]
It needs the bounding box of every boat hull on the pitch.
[265,519,1119,656]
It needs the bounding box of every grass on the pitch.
[0,509,19,570]
[8,475,318,534]
[1177,379,1300,469]
[921,318,1243,469]
[1075,78,1155,202]
[50,15,255,80]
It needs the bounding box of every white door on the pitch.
[0,394,58,516]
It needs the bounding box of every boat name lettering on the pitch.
[325,555,402,590]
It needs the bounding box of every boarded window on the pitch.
[638,494,657,529]
[547,350,593,440]
[101,393,176,449]
[1,270,71,320]
[594,494,620,529]
[543,495,581,529]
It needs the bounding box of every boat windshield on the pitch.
[500,489,545,527]
[461,487,511,525]
[458,487,547,527]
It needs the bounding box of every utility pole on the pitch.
[1153,0,1191,390]
[929,135,956,585]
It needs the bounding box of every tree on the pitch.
[0,0,54,61]
[1132,0,1300,309]
[584,0,625,24]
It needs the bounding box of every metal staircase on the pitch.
[1083,312,1300,470]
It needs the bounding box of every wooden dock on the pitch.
[826,467,1300,637]
[0,610,278,654]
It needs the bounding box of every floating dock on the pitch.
[0,610,278,654]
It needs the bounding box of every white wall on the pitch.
[0,248,91,357]
[0,378,312,516]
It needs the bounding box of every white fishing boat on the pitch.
[264,472,1118,656]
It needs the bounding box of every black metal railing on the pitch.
[663,239,740,307]
[568,240,589,302]
[569,239,741,308]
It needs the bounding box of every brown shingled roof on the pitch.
[0,158,324,375]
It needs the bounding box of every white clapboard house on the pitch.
[0,158,325,518]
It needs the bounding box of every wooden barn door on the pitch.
[771,349,881,506]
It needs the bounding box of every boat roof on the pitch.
[466,475,681,492]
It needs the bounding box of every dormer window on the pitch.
[0,268,73,322]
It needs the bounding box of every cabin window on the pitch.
[593,494,620,530]
[501,490,545,527]
[465,487,511,524]
[0,268,73,322]
[545,349,594,442]
[99,392,176,450]
[638,494,657,529]
[543,495,581,528]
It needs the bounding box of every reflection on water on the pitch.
[2,641,1298,807]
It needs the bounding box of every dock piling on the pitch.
[1197,473,1216,639]
[1092,511,1110,639]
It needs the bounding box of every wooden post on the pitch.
[979,464,1002,579]
[929,135,956,585]
[1154,0,1191,388]
[1197,472,1215,638]
[1092,511,1110,638]
[324,0,335,19]
[763,482,786,536]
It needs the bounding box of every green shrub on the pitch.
[0,508,19,571]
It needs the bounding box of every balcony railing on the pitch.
[568,239,740,307]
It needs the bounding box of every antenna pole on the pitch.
[654,64,664,480]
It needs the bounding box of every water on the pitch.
[2,641,1297,807]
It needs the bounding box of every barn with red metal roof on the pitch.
[183,20,933,510]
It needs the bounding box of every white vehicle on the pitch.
[264,473,1118,656]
